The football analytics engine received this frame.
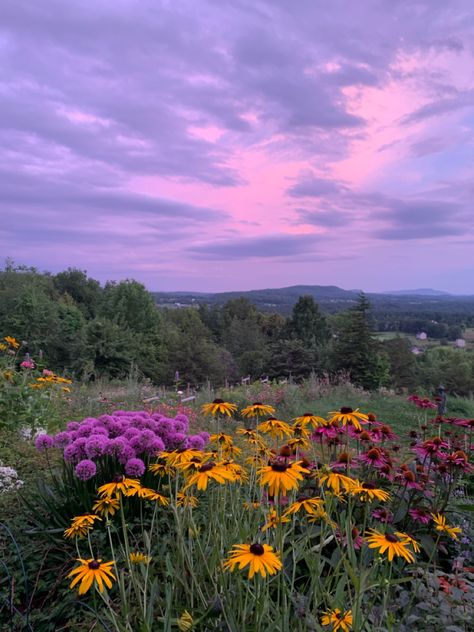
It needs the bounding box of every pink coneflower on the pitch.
[20,359,35,369]
[378,425,397,441]
[336,526,363,550]
[407,394,420,403]
[311,426,338,442]
[414,437,448,460]
[396,469,422,490]
[409,508,431,524]
[445,450,472,473]
[358,447,387,469]
[416,398,437,410]
[372,508,393,523]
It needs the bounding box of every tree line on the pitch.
[1,263,472,395]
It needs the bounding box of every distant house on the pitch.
[416,332,428,340]
[411,346,424,355]
[455,338,466,348]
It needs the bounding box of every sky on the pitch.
[1,0,473,293]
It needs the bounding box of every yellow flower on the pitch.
[220,460,248,482]
[0,343,7,351]
[288,437,310,450]
[177,610,193,632]
[258,461,309,497]
[201,399,237,417]
[64,514,102,539]
[129,552,152,565]
[257,418,293,439]
[243,500,261,510]
[149,460,175,477]
[223,543,282,579]
[261,508,290,532]
[350,481,390,502]
[3,370,14,381]
[283,497,325,518]
[92,497,120,517]
[317,469,358,495]
[210,432,234,447]
[125,487,169,505]
[293,413,327,429]
[241,402,275,417]
[68,558,116,595]
[321,608,353,632]
[432,513,462,540]
[236,427,258,438]
[161,449,204,467]
[4,336,20,349]
[97,476,142,498]
[365,529,416,563]
[222,444,242,458]
[328,407,369,431]
[397,532,420,554]
[184,462,236,491]
[176,491,198,508]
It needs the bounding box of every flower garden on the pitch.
[1,336,474,631]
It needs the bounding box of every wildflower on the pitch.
[241,402,275,417]
[4,336,20,349]
[177,610,193,632]
[288,437,310,450]
[321,608,353,632]
[125,457,146,477]
[223,543,282,579]
[98,475,142,498]
[236,427,258,438]
[328,407,369,431]
[317,469,357,495]
[409,508,431,524]
[396,469,422,490]
[337,527,364,551]
[222,444,242,458]
[125,486,169,505]
[75,459,97,481]
[261,508,290,531]
[35,434,54,451]
[0,343,6,351]
[358,447,387,469]
[257,418,293,439]
[283,497,324,517]
[20,359,35,369]
[293,413,327,429]
[176,492,198,507]
[149,460,174,477]
[161,449,204,467]
[432,513,462,540]
[372,508,393,523]
[184,462,236,491]
[129,552,152,565]
[210,433,234,448]
[258,460,309,497]
[68,558,116,594]
[220,460,248,482]
[243,500,261,510]
[64,514,102,539]
[365,529,416,563]
[92,497,120,517]
[201,399,237,417]
[350,481,390,502]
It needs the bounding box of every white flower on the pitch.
[0,462,24,493]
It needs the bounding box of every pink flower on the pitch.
[358,447,387,469]
[20,359,35,369]
[372,508,393,523]
[409,508,431,524]
[42,369,54,376]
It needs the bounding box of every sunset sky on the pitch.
[1,0,473,293]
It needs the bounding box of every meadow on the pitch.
[1,335,473,632]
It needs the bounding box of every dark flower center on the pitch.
[252,402,263,406]
[271,462,288,472]
[385,534,399,543]
[199,462,215,472]
[213,399,224,404]
[337,452,350,463]
[88,560,101,570]
[403,471,416,482]
[267,417,277,421]
[380,425,391,434]
[362,482,375,489]
[367,448,381,459]
[303,412,313,417]
[351,527,359,538]
[113,474,124,482]
[360,432,371,441]
[367,413,377,422]
[340,407,353,414]
[249,543,264,555]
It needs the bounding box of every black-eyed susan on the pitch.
[68,558,116,594]
[177,610,193,632]
[293,413,327,429]
[328,407,369,431]
[210,432,234,447]
[321,608,353,632]
[201,399,237,417]
[432,513,462,540]
[4,336,20,349]
[98,475,141,498]
[184,462,236,491]
[125,487,169,505]
[223,543,282,579]
[350,481,390,503]
[220,460,248,482]
[241,402,275,417]
[243,500,261,510]
[283,496,324,518]
[222,444,242,458]
[261,508,290,532]
[257,417,293,439]
[236,427,258,438]
[365,529,416,563]
[92,497,120,517]
[317,469,358,495]
[176,491,199,508]
[64,514,102,539]
[288,436,310,450]
[258,460,309,497]
[129,552,152,565]
[161,449,205,467]
[149,459,175,477]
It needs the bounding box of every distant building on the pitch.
[411,346,424,355]
[416,332,428,340]
[455,338,466,348]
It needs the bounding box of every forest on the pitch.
[1,262,473,396]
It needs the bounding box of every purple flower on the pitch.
[66,421,80,432]
[85,435,108,458]
[53,431,73,448]
[76,423,95,438]
[166,432,186,450]
[198,431,210,443]
[185,435,205,450]
[75,459,97,481]
[35,434,54,451]
[63,438,88,462]
[125,458,145,477]
[124,427,141,440]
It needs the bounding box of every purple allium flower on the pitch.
[125,458,145,477]
[198,431,210,443]
[124,427,141,440]
[66,421,80,432]
[35,434,54,451]
[63,438,88,462]
[185,435,205,451]
[53,431,73,449]
[75,459,97,481]
[166,432,186,449]
[85,435,108,458]
[107,420,124,437]
[76,423,95,438]
[148,437,165,454]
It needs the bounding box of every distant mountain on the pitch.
[384,288,451,297]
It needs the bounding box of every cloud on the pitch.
[190,233,324,259]
[402,90,474,124]
[287,176,346,198]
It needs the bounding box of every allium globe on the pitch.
[75,459,97,481]
[35,434,54,451]
[125,458,146,477]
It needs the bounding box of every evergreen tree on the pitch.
[286,295,329,348]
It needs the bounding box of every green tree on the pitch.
[101,280,160,332]
[54,268,102,318]
[286,295,329,347]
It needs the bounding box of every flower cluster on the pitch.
[35,410,208,481]
[0,462,24,494]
